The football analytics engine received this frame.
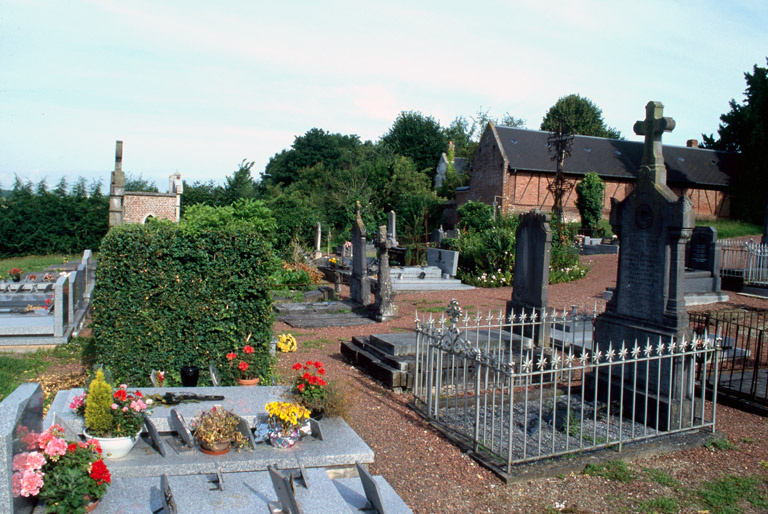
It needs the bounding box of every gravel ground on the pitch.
[274,253,768,514]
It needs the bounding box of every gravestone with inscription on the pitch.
[374,226,398,321]
[349,202,372,306]
[425,248,459,277]
[593,101,695,429]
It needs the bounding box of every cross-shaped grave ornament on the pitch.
[633,101,675,185]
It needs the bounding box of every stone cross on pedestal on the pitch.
[633,101,676,185]
[374,225,398,321]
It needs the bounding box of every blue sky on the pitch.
[2,0,767,191]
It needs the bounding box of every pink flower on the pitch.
[43,437,67,458]
[68,394,84,410]
[122,407,128,413]
[25,452,46,470]
[111,403,118,410]
[119,384,128,389]
[12,469,44,497]
[12,453,28,471]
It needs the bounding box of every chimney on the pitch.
[686,139,699,148]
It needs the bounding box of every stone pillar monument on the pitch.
[109,140,126,227]
[593,101,695,429]
[313,222,322,259]
[350,202,372,306]
[374,226,398,321]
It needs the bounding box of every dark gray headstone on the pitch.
[212,460,225,491]
[142,412,166,457]
[687,226,717,271]
[234,413,255,449]
[426,248,459,277]
[168,409,195,450]
[356,461,388,514]
[161,474,178,514]
[350,202,372,306]
[268,466,304,514]
[374,225,398,322]
[309,418,323,441]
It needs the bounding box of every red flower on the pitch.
[68,443,78,453]
[238,361,249,371]
[226,352,237,361]
[90,459,111,485]
[243,345,254,354]
[318,368,326,375]
[313,361,322,368]
[305,360,312,367]
[113,389,127,402]
[302,372,311,380]
[291,362,303,371]
[135,391,143,398]
[318,378,327,387]
[297,383,305,392]
[308,376,318,385]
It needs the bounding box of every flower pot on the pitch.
[11,277,21,283]
[200,439,231,455]
[268,427,301,449]
[181,365,200,387]
[310,409,325,421]
[84,496,100,512]
[236,377,259,386]
[83,429,141,459]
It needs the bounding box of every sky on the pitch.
[2,0,767,192]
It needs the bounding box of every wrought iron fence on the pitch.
[413,300,720,480]
[690,310,768,407]
[720,239,768,286]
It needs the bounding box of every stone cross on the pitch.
[387,210,397,246]
[633,101,675,185]
[313,222,322,259]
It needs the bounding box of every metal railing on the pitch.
[413,300,720,479]
[690,310,768,407]
[720,239,768,286]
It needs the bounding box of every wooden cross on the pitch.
[633,101,675,184]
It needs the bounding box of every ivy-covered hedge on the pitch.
[91,222,275,386]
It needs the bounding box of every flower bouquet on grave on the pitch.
[9,267,23,282]
[76,369,153,459]
[265,401,311,449]
[191,406,249,455]
[13,424,111,514]
[226,333,262,385]
[291,360,345,419]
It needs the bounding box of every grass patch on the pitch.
[696,218,762,239]
[410,299,443,306]
[584,460,636,483]
[301,338,334,350]
[389,327,411,333]
[706,438,737,452]
[418,306,446,313]
[0,254,77,275]
[695,474,768,513]
[0,342,84,402]
[636,496,679,513]
[643,467,680,488]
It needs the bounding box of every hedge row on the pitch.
[91,222,275,386]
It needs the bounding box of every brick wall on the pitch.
[123,193,178,224]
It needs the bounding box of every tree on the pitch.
[381,111,448,177]
[575,172,605,234]
[125,173,158,192]
[701,60,768,222]
[541,94,622,139]
[219,160,258,205]
[262,128,362,187]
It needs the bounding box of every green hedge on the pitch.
[91,222,275,386]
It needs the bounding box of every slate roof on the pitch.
[493,126,737,188]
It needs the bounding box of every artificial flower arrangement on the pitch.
[226,333,261,383]
[276,333,297,352]
[264,401,311,448]
[8,267,23,281]
[43,272,55,282]
[73,369,151,438]
[191,406,249,454]
[12,424,111,514]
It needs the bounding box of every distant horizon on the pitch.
[2,1,766,191]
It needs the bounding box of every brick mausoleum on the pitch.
[108,140,183,227]
[457,123,738,220]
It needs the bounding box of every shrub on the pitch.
[457,201,495,232]
[91,222,275,386]
[575,172,605,233]
[84,369,114,436]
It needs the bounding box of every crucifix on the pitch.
[633,101,675,185]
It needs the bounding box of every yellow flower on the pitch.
[277,333,297,352]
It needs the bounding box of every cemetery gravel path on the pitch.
[274,253,768,514]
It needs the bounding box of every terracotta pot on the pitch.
[84,496,100,512]
[200,439,231,455]
[84,429,141,459]
[236,377,259,386]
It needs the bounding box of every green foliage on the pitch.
[550,219,587,284]
[272,265,311,289]
[91,222,275,386]
[701,60,768,222]
[695,474,768,513]
[0,177,108,258]
[457,201,495,232]
[0,254,76,275]
[381,111,448,178]
[541,94,622,139]
[125,173,158,192]
[643,467,680,488]
[181,198,277,244]
[584,460,637,483]
[84,369,114,435]
[696,218,762,239]
[219,160,258,204]
[575,172,605,232]
[705,438,738,452]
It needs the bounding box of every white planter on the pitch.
[83,429,141,459]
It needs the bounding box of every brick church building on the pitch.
[457,123,738,219]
